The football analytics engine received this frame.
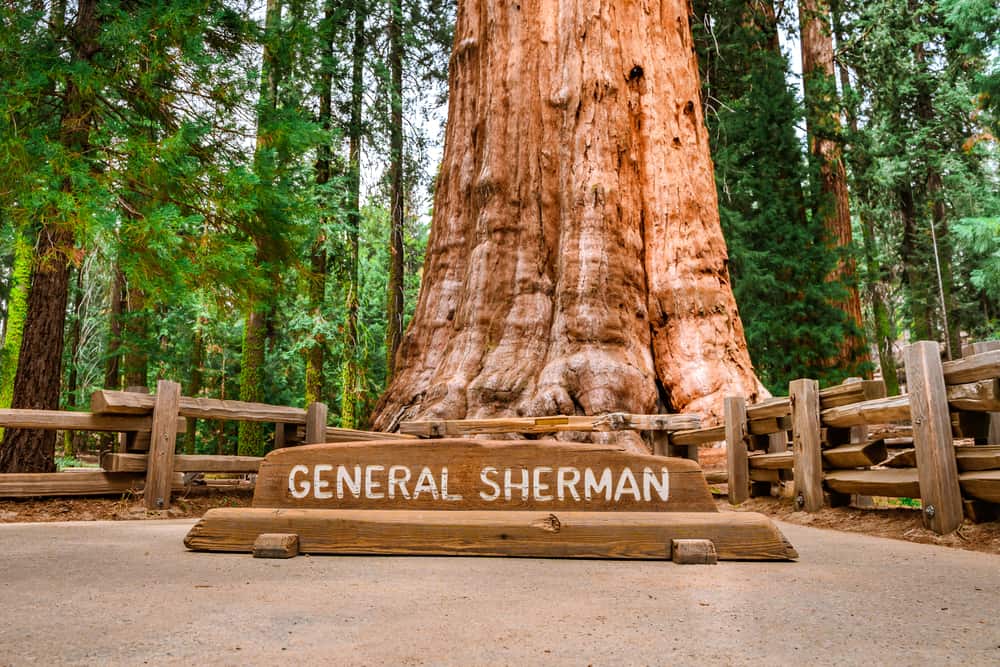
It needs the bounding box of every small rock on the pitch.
[0,510,19,520]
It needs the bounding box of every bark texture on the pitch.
[374,0,763,435]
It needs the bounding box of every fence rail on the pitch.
[675,339,1000,535]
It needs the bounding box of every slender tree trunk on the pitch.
[306,0,335,406]
[239,0,281,455]
[0,0,99,473]
[798,0,868,371]
[63,264,85,456]
[386,0,405,379]
[123,283,148,388]
[104,264,124,390]
[831,8,899,394]
[183,316,206,454]
[898,183,934,341]
[340,0,365,428]
[373,0,764,437]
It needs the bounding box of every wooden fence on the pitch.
[0,380,405,509]
[672,340,999,535]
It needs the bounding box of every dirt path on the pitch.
[0,519,997,665]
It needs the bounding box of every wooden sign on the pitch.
[252,439,717,513]
[186,439,798,561]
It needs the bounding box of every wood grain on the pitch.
[671,539,717,564]
[0,409,154,432]
[145,380,181,510]
[820,395,911,428]
[946,379,1000,412]
[748,451,794,470]
[959,470,1000,504]
[955,446,1000,472]
[184,508,798,561]
[91,390,308,423]
[0,471,146,497]
[822,441,889,469]
[824,469,921,498]
[724,397,749,505]
[905,341,964,533]
[791,379,824,512]
[941,349,1000,385]
[305,402,328,444]
[252,439,717,513]
[101,453,263,473]
[398,413,700,437]
[671,425,725,446]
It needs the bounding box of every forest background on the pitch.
[0,0,997,465]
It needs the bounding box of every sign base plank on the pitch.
[184,508,798,561]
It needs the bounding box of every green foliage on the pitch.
[693,0,858,391]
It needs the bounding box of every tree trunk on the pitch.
[798,0,867,371]
[373,0,764,437]
[0,0,99,473]
[0,230,33,413]
[122,283,148,388]
[184,316,206,454]
[104,264,124,390]
[238,305,269,456]
[306,0,335,406]
[386,0,405,379]
[63,264,85,457]
[340,0,365,429]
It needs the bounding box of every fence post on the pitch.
[145,380,181,510]
[724,396,749,505]
[905,341,964,534]
[305,402,328,444]
[790,378,823,512]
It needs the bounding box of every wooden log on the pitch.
[0,471,146,497]
[253,533,300,559]
[821,395,911,429]
[822,441,888,469]
[670,425,725,447]
[959,470,1000,504]
[748,416,792,436]
[750,469,781,483]
[946,379,1000,412]
[704,470,728,485]
[748,451,794,470]
[746,397,791,421]
[398,413,701,437]
[254,440,717,513]
[884,449,917,468]
[651,431,668,456]
[906,341,964,533]
[92,389,308,424]
[724,397,749,505]
[323,426,415,442]
[145,380,181,510]
[184,508,799,561]
[818,380,887,408]
[824,469,921,498]
[101,453,263,474]
[305,402,328,444]
[955,446,1000,472]
[791,379,824,512]
[942,349,1000,385]
[671,539,717,565]
[0,409,157,432]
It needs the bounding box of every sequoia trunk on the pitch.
[374,0,763,437]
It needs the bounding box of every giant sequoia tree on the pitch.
[373,0,764,435]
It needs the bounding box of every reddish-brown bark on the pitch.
[798,0,868,369]
[373,0,764,439]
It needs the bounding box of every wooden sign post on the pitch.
[185,439,798,561]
